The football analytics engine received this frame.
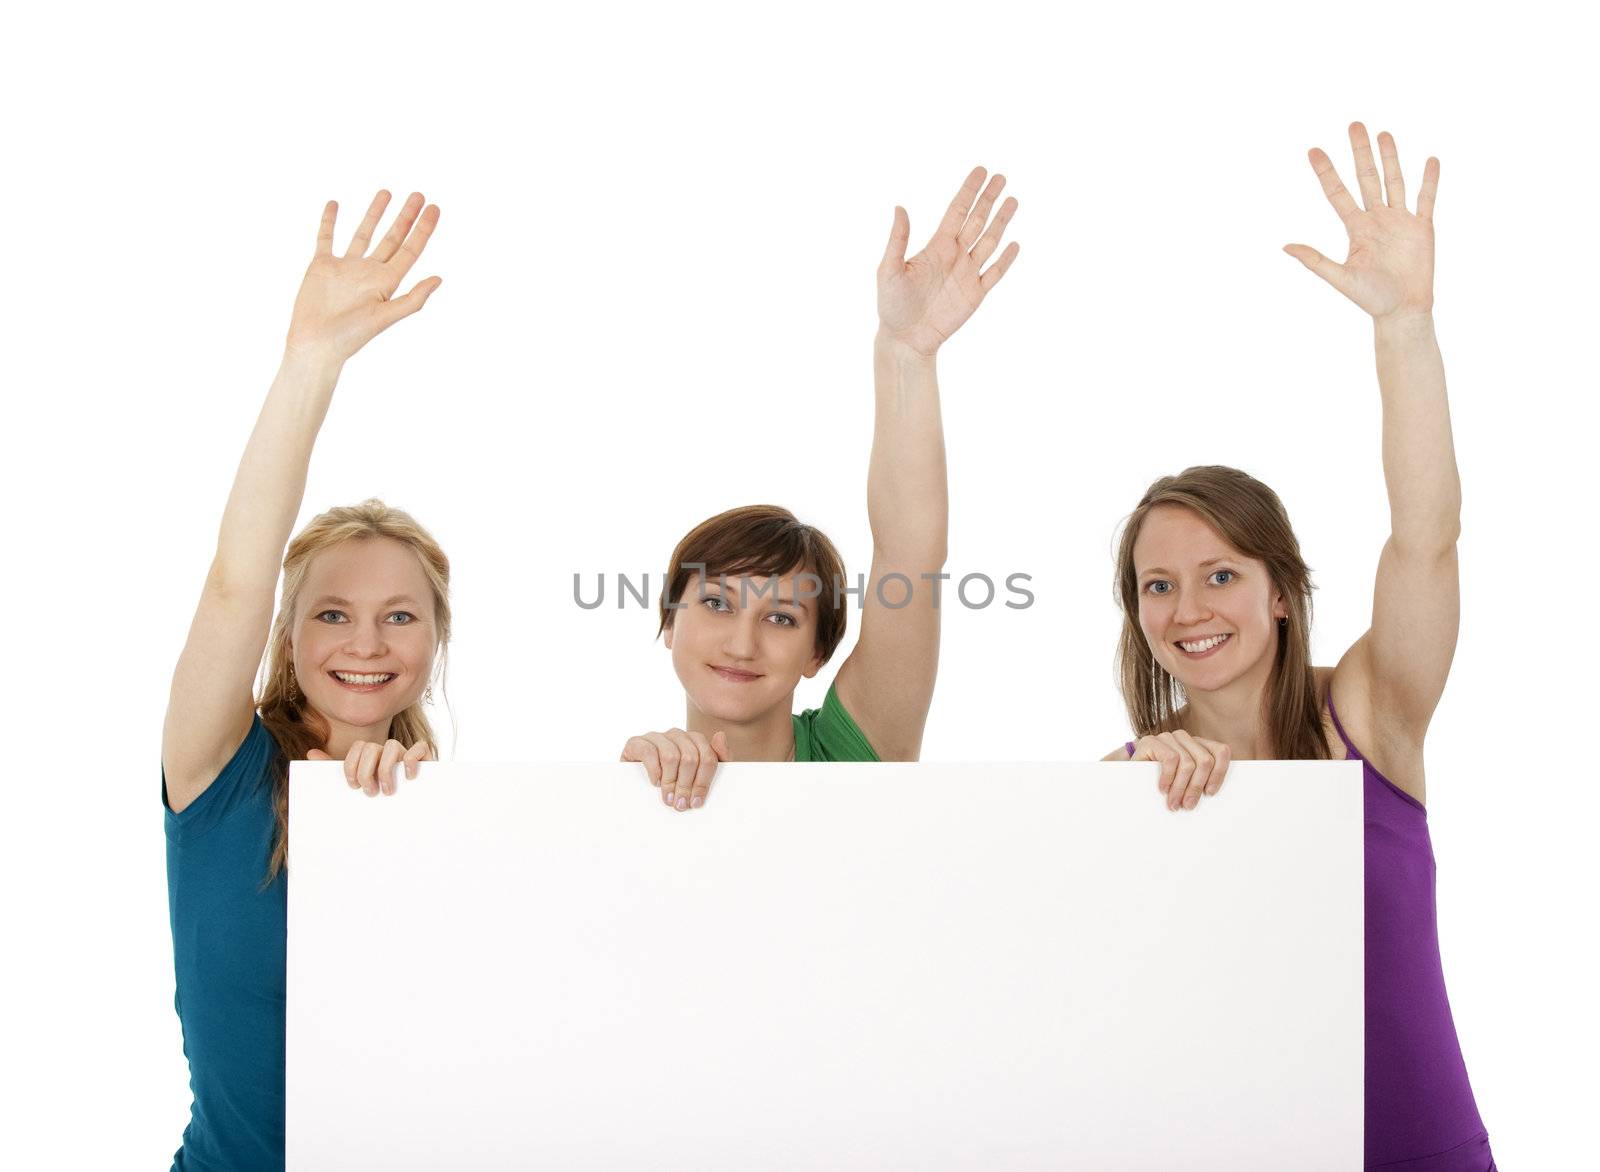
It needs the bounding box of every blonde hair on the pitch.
[1112,466,1329,761]
[257,499,451,881]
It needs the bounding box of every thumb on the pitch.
[879,206,909,272]
[305,748,332,761]
[1282,244,1353,297]
[711,731,731,761]
[380,275,443,328]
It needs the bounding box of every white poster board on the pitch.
[287,761,1363,1170]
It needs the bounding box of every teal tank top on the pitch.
[163,715,286,1171]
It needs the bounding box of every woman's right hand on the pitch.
[284,190,443,368]
[622,730,730,812]
[1129,732,1232,812]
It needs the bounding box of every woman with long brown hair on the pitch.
[161,191,447,1171]
[1104,124,1494,1169]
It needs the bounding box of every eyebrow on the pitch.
[701,580,813,613]
[1138,558,1237,577]
[309,595,421,608]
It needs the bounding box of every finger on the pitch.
[688,733,719,809]
[969,196,1017,268]
[306,748,332,761]
[957,173,1006,251]
[402,739,430,781]
[665,731,701,810]
[1376,131,1406,210]
[377,739,404,796]
[371,191,425,263]
[389,203,441,280]
[356,740,383,797]
[1135,737,1178,797]
[376,276,443,331]
[1205,743,1232,796]
[978,241,1020,293]
[1282,244,1355,299]
[344,190,392,259]
[623,735,664,785]
[315,201,338,257]
[1160,734,1194,812]
[1307,148,1360,223]
[657,731,690,805]
[935,166,988,241]
[1172,731,1214,810]
[710,731,731,761]
[1416,156,1440,222]
[672,733,711,811]
[342,743,362,790]
[1347,122,1382,210]
[879,206,910,272]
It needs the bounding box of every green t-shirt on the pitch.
[792,682,879,762]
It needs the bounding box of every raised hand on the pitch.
[285,190,443,366]
[1284,123,1438,320]
[877,167,1019,357]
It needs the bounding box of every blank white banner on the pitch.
[286,761,1363,1171]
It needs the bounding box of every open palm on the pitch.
[1285,123,1439,320]
[285,190,442,364]
[878,167,1019,356]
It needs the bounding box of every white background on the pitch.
[2,0,1595,1166]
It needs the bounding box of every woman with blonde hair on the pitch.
[622,167,1020,807]
[161,191,446,1171]
[1105,125,1494,1168]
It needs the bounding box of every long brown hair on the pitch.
[257,499,451,881]
[1113,466,1328,760]
[657,504,849,666]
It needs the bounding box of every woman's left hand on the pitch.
[308,738,430,797]
[1284,122,1438,321]
[877,166,1020,357]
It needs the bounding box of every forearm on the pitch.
[1374,312,1460,552]
[868,329,949,566]
[211,349,344,594]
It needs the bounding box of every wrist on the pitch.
[278,343,345,383]
[1373,309,1435,340]
[874,327,939,367]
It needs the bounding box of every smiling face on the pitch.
[664,568,825,724]
[1132,505,1288,699]
[291,536,439,742]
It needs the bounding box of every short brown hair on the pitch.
[658,504,848,665]
[1112,466,1329,760]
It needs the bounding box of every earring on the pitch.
[423,685,434,705]
[1278,617,1289,629]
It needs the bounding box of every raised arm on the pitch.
[161,191,442,811]
[833,167,1019,760]
[1286,124,1457,786]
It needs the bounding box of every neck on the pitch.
[320,715,394,760]
[1173,659,1277,760]
[684,695,796,762]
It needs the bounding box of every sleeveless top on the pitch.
[164,716,286,1172]
[1124,706,1495,1169]
[792,682,879,762]
[1327,696,1495,1171]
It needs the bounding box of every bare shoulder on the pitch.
[1323,657,1428,802]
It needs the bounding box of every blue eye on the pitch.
[316,610,347,623]
[1144,580,1172,596]
[387,612,416,625]
[768,612,798,627]
[1209,570,1235,586]
[702,596,732,613]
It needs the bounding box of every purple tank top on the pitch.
[1327,696,1496,1171]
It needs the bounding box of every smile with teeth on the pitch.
[1177,634,1231,654]
[331,671,397,685]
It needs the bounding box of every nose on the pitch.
[1173,585,1212,628]
[347,619,389,658]
[722,613,759,661]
